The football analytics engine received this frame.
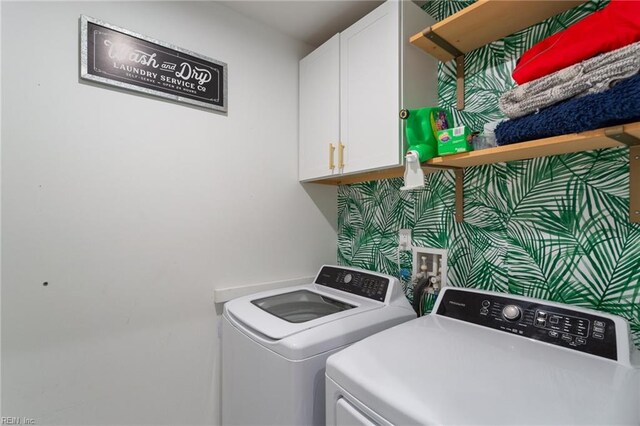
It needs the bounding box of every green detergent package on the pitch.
[437,126,474,156]
[400,107,453,162]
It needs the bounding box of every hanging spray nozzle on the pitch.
[399,107,453,191]
[400,151,425,191]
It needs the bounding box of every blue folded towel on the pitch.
[495,73,640,146]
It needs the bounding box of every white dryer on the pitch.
[221,265,415,426]
[326,287,640,425]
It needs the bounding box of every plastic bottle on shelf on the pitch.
[400,107,453,162]
[473,119,506,150]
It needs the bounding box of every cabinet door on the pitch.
[299,34,340,181]
[340,1,400,175]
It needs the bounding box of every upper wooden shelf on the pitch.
[312,122,639,186]
[410,0,585,62]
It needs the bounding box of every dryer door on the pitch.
[336,398,378,426]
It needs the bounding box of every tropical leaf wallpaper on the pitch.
[337,0,640,346]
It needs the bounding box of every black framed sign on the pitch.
[80,15,227,112]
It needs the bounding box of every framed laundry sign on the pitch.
[80,15,227,112]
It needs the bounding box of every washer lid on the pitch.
[326,315,640,425]
[224,284,381,340]
[250,289,356,324]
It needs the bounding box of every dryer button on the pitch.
[502,305,522,322]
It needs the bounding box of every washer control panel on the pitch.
[436,289,618,361]
[315,266,389,302]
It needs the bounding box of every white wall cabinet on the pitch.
[299,0,438,182]
[299,34,340,181]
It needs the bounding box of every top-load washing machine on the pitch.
[221,265,415,426]
[326,287,640,425]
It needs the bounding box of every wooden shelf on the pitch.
[427,124,634,168]
[310,122,639,185]
[313,122,640,223]
[410,0,585,62]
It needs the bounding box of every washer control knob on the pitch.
[502,305,522,321]
[343,273,353,284]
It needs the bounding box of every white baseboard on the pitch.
[214,275,315,303]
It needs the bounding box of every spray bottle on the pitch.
[399,107,454,190]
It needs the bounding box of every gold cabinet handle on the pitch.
[329,143,336,170]
[338,143,345,170]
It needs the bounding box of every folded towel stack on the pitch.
[500,42,640,119]
[495,0,640,146]
[495,73,640,146]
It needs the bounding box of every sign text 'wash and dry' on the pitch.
[80,15,227,112]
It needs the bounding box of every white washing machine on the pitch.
[326,287,640,425]
[221,265,415,426]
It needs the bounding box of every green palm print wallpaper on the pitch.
[337,0,640,346]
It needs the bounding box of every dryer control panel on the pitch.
[435,289,618,361]
[315,266,389,302]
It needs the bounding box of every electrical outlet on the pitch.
[399,229,412,250]
[412,247,448,288]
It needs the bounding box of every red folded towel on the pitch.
[512,0,640,85]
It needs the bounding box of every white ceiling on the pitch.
[219,0,386,47]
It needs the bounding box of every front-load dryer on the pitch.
[221,265,415,426]
[326,287,640,425]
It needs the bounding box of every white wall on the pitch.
[1,2,337,424]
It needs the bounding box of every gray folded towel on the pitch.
[499,41,640,118]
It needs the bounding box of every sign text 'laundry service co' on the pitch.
[80,15,227,112]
